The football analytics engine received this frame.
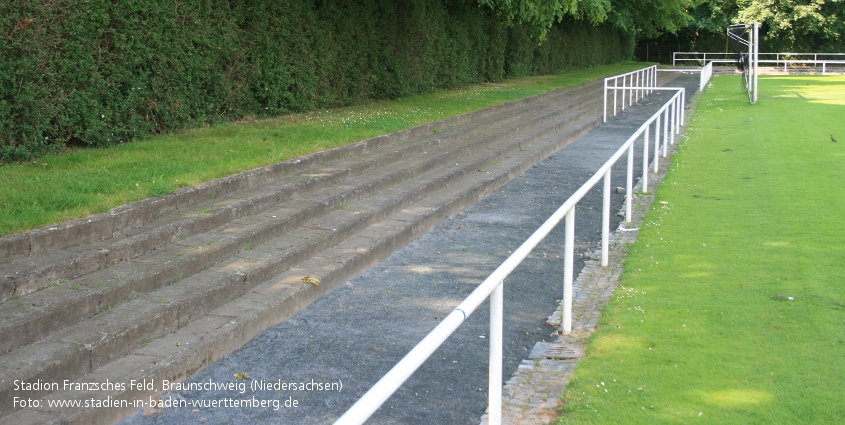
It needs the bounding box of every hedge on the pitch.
[0,0,633,161]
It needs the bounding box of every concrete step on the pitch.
[0,81,601,303]
[0,88,602,358]
[0,81,607,421]
[0,80,599,263]
[0,97,603,425]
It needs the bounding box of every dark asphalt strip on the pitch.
[119,73,700,425]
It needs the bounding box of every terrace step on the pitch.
[0,81,599,301]
[0,79,615,422]
[1,108,602,425]
[0,87,602,357]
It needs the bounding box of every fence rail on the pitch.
[602,65,658,122]
[335,79,687,425]
[673,51,845,74]
[700,62,713,92]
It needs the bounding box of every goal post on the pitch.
[727,22,759,104]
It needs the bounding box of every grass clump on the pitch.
[0,62,647,236]
[556,75,845,424]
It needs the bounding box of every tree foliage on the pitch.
[682,0,845,51]
[0,0,634,161]
[477,0,695,39]
[734,0,845,50]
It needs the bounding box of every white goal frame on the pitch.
[727,22,759,104]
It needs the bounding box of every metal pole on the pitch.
[653,117,660,173]
[631,73,635,105]
[642,126,649,192]
[626,142,633,223]
[613,78,618,117]
[670,98,676,146]
[634,71,643,103]
[601,170,610,267]
[488,281,503,425]
[652,66,657,94]
[663,106,669,147]
[563,208,575,333]
[648,67,652,95]
[622,75,626,111]
[603,79,608,122]
[636,71,640,102]
[662,114,668,158]
[753,22,759,104]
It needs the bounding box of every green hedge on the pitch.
[0,0,633,161]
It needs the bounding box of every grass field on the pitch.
[0,62,649,237]
[556,75,845,424]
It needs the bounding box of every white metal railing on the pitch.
[335,86,687,425]
[603,65,658,122]
[700,62,713,92]
[656,62,712,93]
[673,51,845,74]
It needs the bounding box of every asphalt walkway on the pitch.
[118,72,701,425]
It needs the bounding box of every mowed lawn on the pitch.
[0,63,647,236]
[557,75,845,424]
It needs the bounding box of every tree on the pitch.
[477,0,695,40]
[734,0,845,51]
[678,0,845,52]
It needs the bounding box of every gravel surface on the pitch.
[119,73,700,425]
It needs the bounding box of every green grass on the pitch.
[556,75,845,424]
[0,62,648,236]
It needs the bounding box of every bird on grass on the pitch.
[832,134,838,142]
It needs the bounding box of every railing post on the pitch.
[663,107,669,147]
[634,71,643,103]
[621,75,626,111]
[653,117,660,173]
[662,114,668,158]
[636,71,640,102]
[631,73,636,105]
[563,208,575,333]
[489,280,503,425]
[649,67,653,95]
[670,98,676,146]
[680,89,685,127]
[652,66,656,94]
[603,79,608,122]
[601,171,610,267]
[626,142,633,223]
[642,126,649,192]
[613,78,618,117]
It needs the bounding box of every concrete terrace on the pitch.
[0,71,700,424]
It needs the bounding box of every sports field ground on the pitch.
[557,74,845,424]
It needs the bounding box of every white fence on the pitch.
[700,62,713,92]
[335,81,687,425]
[657,62,712,95]
[603,65,658,122]
[673,51,845,74]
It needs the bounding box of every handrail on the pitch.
[602,65,658,122]
[674,51,845,74]
[700,62,713,92]
[335,86,686,425]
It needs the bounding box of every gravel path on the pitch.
[119,72,701,425]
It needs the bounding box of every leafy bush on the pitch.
[0,0,633,161]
